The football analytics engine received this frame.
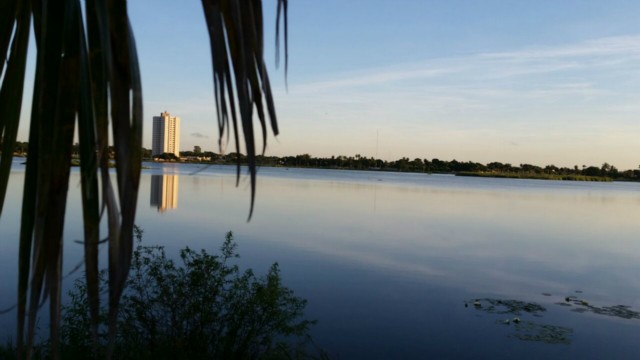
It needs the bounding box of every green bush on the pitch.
[55,230,318,359]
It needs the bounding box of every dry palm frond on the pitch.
[202,0,287,219]
[0,0,286,359]
[1,0,146,352]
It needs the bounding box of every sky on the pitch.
[17,0,640,169]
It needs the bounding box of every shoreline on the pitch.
[455,171,612,182]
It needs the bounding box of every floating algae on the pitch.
[558,293,640,320]
[468,298,572,345]
[570,303,640,320]
[468,293,640,346]
[511,321,573,345]
[592,305,640,319]
[468,298,546,316]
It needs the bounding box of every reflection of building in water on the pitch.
[150,174,179,212]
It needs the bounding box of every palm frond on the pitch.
[105,2,143,356]
[275,0,288,83]
[77,2,101,349]
[23,2,88,358]
[201,0,287,219]
[7,0,142,357]
[0,1,286,358]
[0,3,33,360]
[0,1,30,218]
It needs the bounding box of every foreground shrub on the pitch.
[58,230,318,359]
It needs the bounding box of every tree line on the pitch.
[7,142,639,181]
[177,151,640,181]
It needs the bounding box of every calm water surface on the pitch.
[1,160,640,358]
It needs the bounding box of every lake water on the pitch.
[1,160,640,358]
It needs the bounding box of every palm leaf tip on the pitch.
[275,0,288,83]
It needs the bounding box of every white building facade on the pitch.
[152,111,181,156]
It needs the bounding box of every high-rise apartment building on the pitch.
[152,111,180,157]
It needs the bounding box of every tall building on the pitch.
[152,111,180,157]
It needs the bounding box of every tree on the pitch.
[0,1,288,358]
[583,166,601,176]
[154,152,179,161]
[58,231,315,359]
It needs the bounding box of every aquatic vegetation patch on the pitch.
[467,292,640,347]
[467,298,570,345]
[511,322,573,345]
[558,294,640,319]
[466,298,546,316]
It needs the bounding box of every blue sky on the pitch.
[17,0,640,169]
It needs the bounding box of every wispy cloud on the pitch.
[290,34,640,96]
[480,35,640,61]
[191,132,209,139]
[269,34,640,168]
[524,82,608,98]
[293,67,462,93]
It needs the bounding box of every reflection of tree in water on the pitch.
[466,294,640,345]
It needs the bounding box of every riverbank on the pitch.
[456,171,612,182]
